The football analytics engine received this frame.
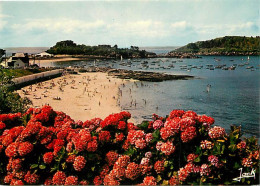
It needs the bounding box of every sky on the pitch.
[0,0,259,48]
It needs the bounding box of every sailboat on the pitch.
[248,56,250,61]
[121,55,123,61]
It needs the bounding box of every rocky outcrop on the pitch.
[79,67,194,82]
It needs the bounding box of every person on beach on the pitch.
[207,84,211,93]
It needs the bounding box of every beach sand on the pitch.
[17,72,130,122]
[29,57,88,64]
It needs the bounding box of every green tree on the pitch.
[0,70,32,114]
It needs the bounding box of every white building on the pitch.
[0,53,29,68]
[36,52,54,58]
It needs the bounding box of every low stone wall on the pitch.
[12,69,64,89]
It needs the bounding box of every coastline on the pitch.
[17,72,132,122]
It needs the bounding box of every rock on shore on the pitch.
[79,67,194,82]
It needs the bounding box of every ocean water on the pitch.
[3,47,49,56]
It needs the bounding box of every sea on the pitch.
[4,47,260,138]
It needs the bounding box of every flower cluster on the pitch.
[0,106,259,185]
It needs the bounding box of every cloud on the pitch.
[11,18,106,34]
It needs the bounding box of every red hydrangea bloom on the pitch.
[179,117,196,131]
[145,151,152,159]
[57,130,68,140]
[182,110,198,120]
[24,171,39,184]
[208,126,226,139]
[115,133,125,142]
[187,153,198,163]
[43,152,54,164]
[140,164,152,176]
[178,167,189,181]
[127,122,138,131]
[169,175,179,185]
[65,176,78,185]
[127,130,146,145]
[106,151,119,166]
[100,164,110,179]
[160,127,175,141]
[0,121,6,130]
[145,133,153,143]
[100,111,131,129]
[11,158,22,171]
[141,158,150,165]
[181,126,197,143]
[160,141,175,156]
[37,126,54,145]
[197,115,215,125]
[87,140,98,152]
[53,139,65,156]
[118,121,126,130]
[122,140,130,151]
[103,174,119,185]
[11,179,24,185]
[73,156,86,171]
[208,155,219,167]
[200,164,211,176]
[237,141,246,150]
[4,174,13,184]
[66,142,73,152]
[99,131,111,142]
[168,110,185,119]
[110,167,126,181]
[200,140,214,149]
[5,142,20,158]
[44,177,53,185]
[125,162,141,180]
[156,141,164,151]
[2,134,14,147]
[242,158,253,167]
[93,176,103,185]
[79,180,89,185]
[14,170,26,179]
[153,120,164,130]
[52,171,66,185]
[143,176,157,185]
[66,154,76,163]
[113,155,130,169]
[154,160,165,174]
[135,138,147,149]
[184,163,195,173]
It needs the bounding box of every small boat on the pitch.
[228,66,236,70]
[246,66,254,69]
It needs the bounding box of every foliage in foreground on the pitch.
[0,106,259,185]
[0,70,32,114]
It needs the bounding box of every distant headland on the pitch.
[166,36,260,56]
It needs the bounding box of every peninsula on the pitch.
[167,36,260,56]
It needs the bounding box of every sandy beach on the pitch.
[29,56,89,64]
[17,72,131,122]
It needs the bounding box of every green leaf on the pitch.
[157,175,162,182]
[39,165,46,169]
[91,166,95,171]
[194,156,201,163]
[30,164,38,169]
[137,121,149,130]
[62,162,67,170]
[152,130,160,140]
[233,162,240,169]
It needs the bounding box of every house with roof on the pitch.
[0,53,29,68]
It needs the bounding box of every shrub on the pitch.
[0,106,259,185]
